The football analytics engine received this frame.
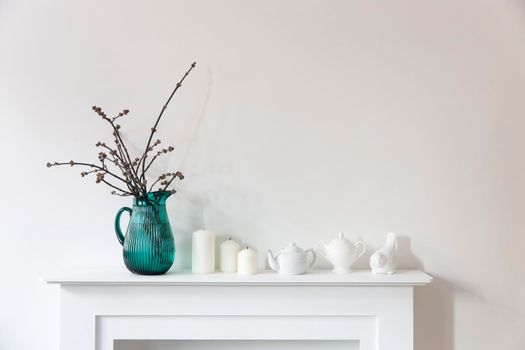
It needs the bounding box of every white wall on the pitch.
[1,0,525,349]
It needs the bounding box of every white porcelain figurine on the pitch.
[369,232,398,275]
[318,233,366,273]
[267,243,316,275]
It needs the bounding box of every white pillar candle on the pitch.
[220,238,240,273]
[237,247,258,275]
[192,230,215,274]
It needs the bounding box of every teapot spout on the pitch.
[317,243,328,260]
[267,250,279,272]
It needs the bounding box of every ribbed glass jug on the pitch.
[114,191,175,275]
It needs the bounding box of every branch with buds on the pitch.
[47,62,196,198]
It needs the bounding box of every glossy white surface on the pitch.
[44,268,432,286]
[267,242,317,275]
[318,233,367,273]
[49,268,430,350]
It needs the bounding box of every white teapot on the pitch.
[267,243,316,275]
[318,233,366,273]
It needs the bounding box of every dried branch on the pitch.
[100,178,132,195]
[111,190,132,197]
[93,106,143,192]
[148,173,168,192]
[162,171,184,191]
[48,161,128,184]
[47,61,195,198]
[143,146,174,175]
[138,62,196,181]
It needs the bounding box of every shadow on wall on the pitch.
[163,67,214,270]
[169,193,207,269]
[172,186,457,350]
[397,236,455,350]
[415,276,455,350]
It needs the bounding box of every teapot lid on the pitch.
[281,242,304,254]
[331,232,350,245]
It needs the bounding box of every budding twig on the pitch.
[47,62,195,198]
[138,62,196,182]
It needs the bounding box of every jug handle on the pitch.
[305,249,317,269]
[115,207,132,245]
[355,240,367,260]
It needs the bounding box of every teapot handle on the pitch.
[355,240,367,261]
[115,207,132,246]
[305,249,317,269]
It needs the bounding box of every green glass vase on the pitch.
[114,191,175,275]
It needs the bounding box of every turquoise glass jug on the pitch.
[115,191,175,275]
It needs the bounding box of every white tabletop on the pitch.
[44,268,432,286]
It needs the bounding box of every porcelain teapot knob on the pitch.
[338,232,344,238]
